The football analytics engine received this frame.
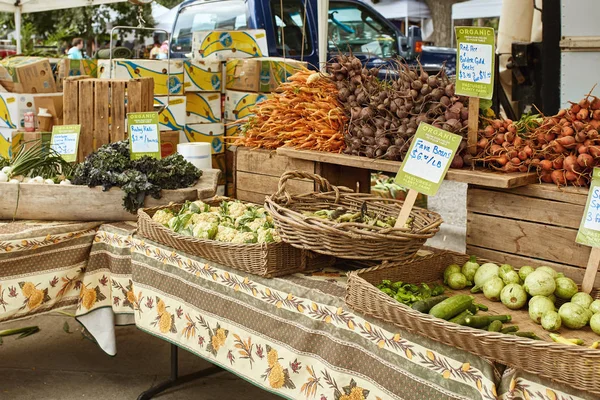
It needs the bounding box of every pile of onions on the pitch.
[328,54,469,162]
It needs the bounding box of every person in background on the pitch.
[157,40,169,59]
[150,40,161,59]
[59,40,68,55]
[67,38,84,59]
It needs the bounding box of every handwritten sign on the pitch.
[395,123,462,196]
[50,125,80,162]
[128,112,161,160]
[577,168,600,247]
[455,27,495,99]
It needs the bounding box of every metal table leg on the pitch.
[137,344,223,400]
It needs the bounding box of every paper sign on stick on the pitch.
[128,112,161,160]
[395,123,462,197]
[455,27,495,100]
[576,168,600,293]
[50,125,80,162]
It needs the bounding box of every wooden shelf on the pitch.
[276,148,538,189]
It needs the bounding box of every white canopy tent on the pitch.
[366,0,430,36]
[0,0,127,53]
[452,0,503,20]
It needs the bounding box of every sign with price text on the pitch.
[50,124,80,162]
[395,123,462,196]
[576,168,600,247]
[128,112,161,160]
[455,27,495,99]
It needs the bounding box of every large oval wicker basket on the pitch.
[264,171,443,260]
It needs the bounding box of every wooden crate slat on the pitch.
[467,188,585,229]
[236,171,314,195]
[127,79,143,113]
[466,212,591,267]
[63,76,88,124]
[78,79,95,160]
[141,77,154,111]
[467,245,600,287]
[235,189,269,205]
[93,79,110,151]
[495,184,589,206]
[111,80,127,142]
[237,147,315,176]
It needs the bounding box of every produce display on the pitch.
[153,200,281,244]
[72,141,201,213]
[0,142,73,184]
[328,55,469,161]
[476,89,600,186]
[303,206,399,228]
[233,69,347,151]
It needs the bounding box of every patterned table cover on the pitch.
[75,223,595,400]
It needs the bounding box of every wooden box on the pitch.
[63,76,154,161]
[466,184,600,286]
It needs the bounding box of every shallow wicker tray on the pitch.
[137,199,334,278]
[345,249,600,395]
[264,171,442,260]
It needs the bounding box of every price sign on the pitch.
[128,112,161,160]
[395,123,462,196]
[50,125,80,162]
[455,27,495,100]
[577,169,600,247]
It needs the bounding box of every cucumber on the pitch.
[501,325,519,334]
[464,315,512,329]
[488,320,503,332]
[468,304,478,314]
[511,331,541,340]
[429,295,474,320]
[411,295,449,313]
[474,303,489,311]
[448,310,472,325]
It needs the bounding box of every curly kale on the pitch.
[72,141,202,213]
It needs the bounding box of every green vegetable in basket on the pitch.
[377,280,444,306]
[500,283,527,310]
[411,295,448,313]
[590,313,600,335]
[554,277,578,300]
[518,266,535,282]
[541,311,562,332]
[447,273,468,290]
[443,264,461,284]
[461,256,479,283]
[429,295,474,320]
[571,292,594,309]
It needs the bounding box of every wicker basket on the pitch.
[264,171,442,260]
[345,249,600,395]
[137,200,334,278]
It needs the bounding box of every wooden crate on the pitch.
[63,76,154,161]
[466,184,600,286]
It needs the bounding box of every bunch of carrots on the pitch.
[233,70,347,152]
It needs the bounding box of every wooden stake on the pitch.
[395,189,418,228]
[468,97,480,155]
[582,247,600,293]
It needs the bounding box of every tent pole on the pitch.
[317,0,329,72]
[405,16,409,36]
[15,6,21,54]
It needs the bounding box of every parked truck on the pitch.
[169,0,456,75]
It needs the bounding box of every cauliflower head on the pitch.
[215,226,238,242]
[152,209,173,226]
[257,227,281,244]
[231,231,258,244]
[191,212,219,225]
[192,221,218,239]
[226,201,248,219]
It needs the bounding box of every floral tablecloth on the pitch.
[73,223,596,400]
[0,220,102,323]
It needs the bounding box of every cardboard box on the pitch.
[161,130,180,158]
[224,90,270,120]
[192,30,268,61]
[112,59,184,95]
[183,123,224,154]
[0,57,56,93]
[0,93,36,130]
[224,120,244,149]
[56,59,98,91]
[0,127,12,158]
[185,92,221,124]
[10,131,52,156]
[33,93,63,125]
[184,60,222,92]
[154,96,186,132]
[97,60,111,79]
[226,57,307,93]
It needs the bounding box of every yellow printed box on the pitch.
[224,90,270,121]
[97,60,111,79]
[226,57,307,93]
[0,57,56,93]
[224,120,244,149]
[0,127,13,158]
[185,92,222,124]
[112,59,184,96]
[0,93,35,130]
[183,123,224,154]
[184,60,222,92]
[154,96,187,132]
[56,59,97,91]
[192,30,268,61]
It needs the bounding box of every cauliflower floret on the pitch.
[152,209,174,226]
[210,206,220,213]
[246,218,267,232]
[257,227,281,244]
[191,200,210,212]
[231,231,258,244]
[215,225,238,242]
[192,221,218,239]
[191,212,219,225]
[227,201,248,219]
